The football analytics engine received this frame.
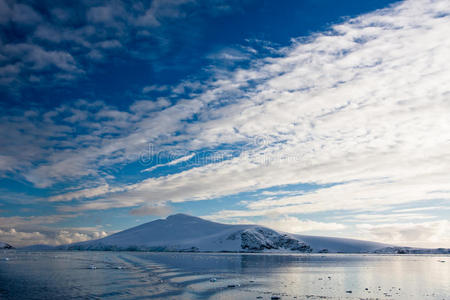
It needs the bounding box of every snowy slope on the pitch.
[66,214,311,252]
[0,241,14,249]
[63,214,390,253]
[294,234,388,253]
[83,214,245,251]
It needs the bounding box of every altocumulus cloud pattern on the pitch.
[0,0,449,248]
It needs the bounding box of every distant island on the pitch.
[0,241,14,249]
[19,214,450,254]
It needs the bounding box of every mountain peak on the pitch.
[166,213,195,220]
[165,213,212,224]
[162,213,225,229]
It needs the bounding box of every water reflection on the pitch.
[0,251,448,299]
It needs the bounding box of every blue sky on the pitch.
[1,0,450,248]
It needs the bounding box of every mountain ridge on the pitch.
[62,213,390,253]
[19,214,450,254]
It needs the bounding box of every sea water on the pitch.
[0,251,449,299]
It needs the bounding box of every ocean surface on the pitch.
[0,251,449,299]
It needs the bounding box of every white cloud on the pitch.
[0,227,108,247]
[393,206,450,213]
[129,98,171,114]
[0,0,11,25]
[342,213,436,223]
[11,3,42,26]
[47,185,121,202]
[0,215,74,226]
[141,152,195,172]
[0,0,249,88]
[248,216,346,235]
[45,0,450,214]
[357,220,450,248]
[129,204,172,216]
[0,214,109,247]
[2,0,450,246]
[141,84,169,93]
[122,0,450,210]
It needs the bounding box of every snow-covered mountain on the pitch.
[0,241,14,249]
[62,214,390,253]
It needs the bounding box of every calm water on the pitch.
[0,251,449,299]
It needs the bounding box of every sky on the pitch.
[0,0,449,248]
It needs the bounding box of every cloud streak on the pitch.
[141,153,195,173]
[33,0,450,216]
